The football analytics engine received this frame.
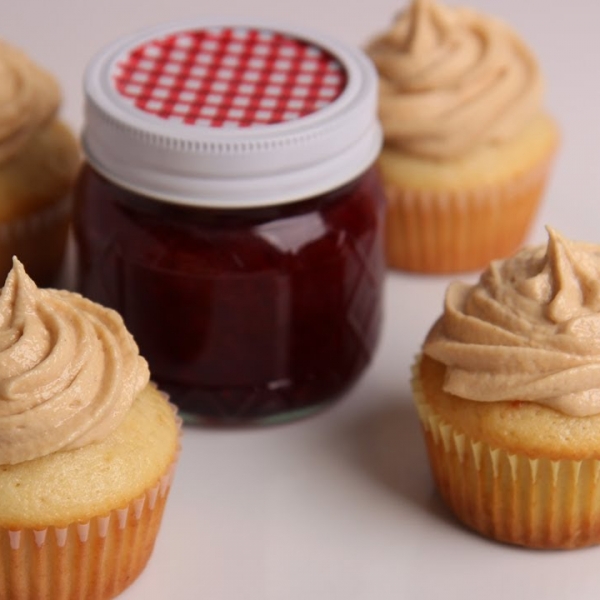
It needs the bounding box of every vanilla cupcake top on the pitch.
[0,259,150,465]
[0,40,61,163]
[424,228,600,417]
[366,0,543,159]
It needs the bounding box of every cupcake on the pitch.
[0,258,180,598]
[413,227,600,548]
[366,0,559,273]
[0,40,79,286]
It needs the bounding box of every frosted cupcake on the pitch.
[413,228,600,548]
[0,40,79,286]
[0,258,180,598]
[367,0,559,273]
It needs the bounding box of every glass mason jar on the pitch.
[73,19,385,425]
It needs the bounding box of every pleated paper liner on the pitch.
[0,401,182,600]
[412,358,600,549]
[0,194,71,286]
[384,158,553,274]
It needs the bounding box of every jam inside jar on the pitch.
[73,165,385,424]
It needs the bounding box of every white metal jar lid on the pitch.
[83,18,382,208]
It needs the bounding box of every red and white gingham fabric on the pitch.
[113,27,347,128]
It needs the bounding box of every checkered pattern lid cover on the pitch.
[113,27,347,128]
[83,20,382,208]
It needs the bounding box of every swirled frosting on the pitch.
[0,40,60,163]
[424,228,600,417]
[0,258,150,465]
[366,0,543,158]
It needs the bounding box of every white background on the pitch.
[3,0,600,598]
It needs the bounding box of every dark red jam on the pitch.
[73,165,385,424]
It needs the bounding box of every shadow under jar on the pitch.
[74,19,385,425]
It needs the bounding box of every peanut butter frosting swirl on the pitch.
[0,40,61,163]
[0,259,150,465]
[366,0,543,158]
[424,228,600,417]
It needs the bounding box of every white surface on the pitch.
[3,0,600,598]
